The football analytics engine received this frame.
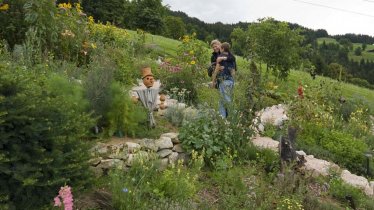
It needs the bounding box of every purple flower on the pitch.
[122,188,129,193]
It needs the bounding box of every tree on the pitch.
[131,0,166,34]
[0,0,28,48]
[163,16,186,39]
[327,63,346,81]
[82,0,130,27]
[246,18,304,78]
[230,27,247,56]
[0,68,94,209]
[362,43,367,51]
[354,47,362,56]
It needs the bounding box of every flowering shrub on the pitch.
[176,33,209,77]
[55,2,91,62]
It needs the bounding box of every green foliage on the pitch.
[85,0,167,34]
[179,108,255,167]
[276,197,303,210]
[354,46,362,56]
[82,0,130,27]
[328,177,374,209]
[349,77,373,89]
[230,27,247,56]
[177,33,210,77]
[84,52,116,127]
[0,65,94,209]
[163,16,186,39]
[159,68,198,105]
[207,166,254,208]
[246,18,304,78]
[109,155,201,209]
[327,63,346,81]
[106,82,147,137]
[298,123,367,174]
[0,0,28,48]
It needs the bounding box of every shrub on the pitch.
[0,65,94,209]
[110,154,201,209]
[298,123,367,174]
[159,68,198,105]
[106,82,147,137]
[328,177,370,209]
[179,108,255,167]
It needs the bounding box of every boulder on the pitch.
[161,133,180,144]
[125,142,141,153]
[91,143,108,156]
[157,149,173,158]
[88,157,102,166]
[303,155,339,177]
[172,144,184,153]
[296,150,307,156]
[177,153,190,164]
[251,136,279,152]
[168,152,179,164]
[138,138,158,152]
[155,137,173,150]
[341,170,373,196]
[126,151,150,166]
[98,159,124,170]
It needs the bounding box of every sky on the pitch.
[162,0,374,36]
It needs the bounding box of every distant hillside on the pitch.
[317,37,374,62]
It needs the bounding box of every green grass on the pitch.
[317,37,338,45]
[349,43,374,62]
[125,31,374,113]
[277,70,374,114]
[126,30,181,56]
[317,37,374,62]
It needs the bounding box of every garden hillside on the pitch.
[1,1,374,210]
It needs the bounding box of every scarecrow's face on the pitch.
[143,75,154,88]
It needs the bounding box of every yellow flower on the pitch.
[58,3,72,9]
[182,35,190,43]
[91,43,97,49]
[88,16,95,24]
[189,50,194,55]
[74,3,82,13]
[0,3,9,11]
[190,60,196,65]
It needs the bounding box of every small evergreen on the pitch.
[0,65,94,209]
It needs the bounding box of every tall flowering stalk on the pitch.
[53,185,74,210]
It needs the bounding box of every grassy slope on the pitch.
[317,37,374,62]
[138,32,374,113]
[349,43,374,62]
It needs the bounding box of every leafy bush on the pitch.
[0,65,94,209]
[328,177,374,209]
[298,123,367,174]
[159,68,198,105]
[179,108,256,167]
[110,154,201,209]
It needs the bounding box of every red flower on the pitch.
[297,83,304,99]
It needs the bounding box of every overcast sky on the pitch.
[162,0,374,36]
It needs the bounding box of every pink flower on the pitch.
[53,185,74,210]
[54,196,62,207]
